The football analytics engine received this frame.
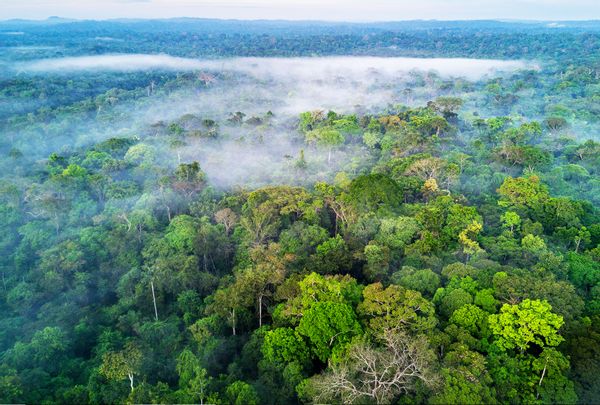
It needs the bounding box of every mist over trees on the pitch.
[0,18,599,405]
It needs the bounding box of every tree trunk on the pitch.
[232,308,236,336]
[151,280,159,321]
[128,373,134,392]
[137,223,143,244]
[121,213,132,232]
[536,361,548,400]
[166,204,172,222]
[258,295,263,327]
[54,213,60,236]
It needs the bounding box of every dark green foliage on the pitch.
[0,19,599,405]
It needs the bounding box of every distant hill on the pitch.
[1,17,600,33]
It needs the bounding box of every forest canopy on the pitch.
[0,17,599,405]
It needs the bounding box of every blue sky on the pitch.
[3,0,599,21]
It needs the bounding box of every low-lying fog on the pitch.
[6,54,535,187]
[20,54,530,81]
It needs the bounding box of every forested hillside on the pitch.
[0,19,599,404]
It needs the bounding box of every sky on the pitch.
[2,0,599,21]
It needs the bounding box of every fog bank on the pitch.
[20,54,532,81]
[6,54,539,188]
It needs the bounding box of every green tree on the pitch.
[344,174,403,215]
[362,243,390,281]
[488,299,564,353]
[358,282,437,335]
[574,226,591,253]
[521,233,547,259]
[501,211,521,234]
[274,272,363,326]
[497,175,549,209]
[449,304,488,336]
[262,327,310,367]
[225,381,260,405]
[297,301,362,362]
[375,216,420,253]
[392,267,441,298]
[99,342,143,392]
[313,234,352,275]
[430,345,496,404]
[305,127,345,164]
[176,349,211,404]
[459,220,484,258]
[0,366,22,404]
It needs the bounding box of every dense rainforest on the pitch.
[0,18,600,404]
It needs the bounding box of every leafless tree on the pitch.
[214,208,238,235]
[308,332,438,404]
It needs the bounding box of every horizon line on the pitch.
[2,16,600,24]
